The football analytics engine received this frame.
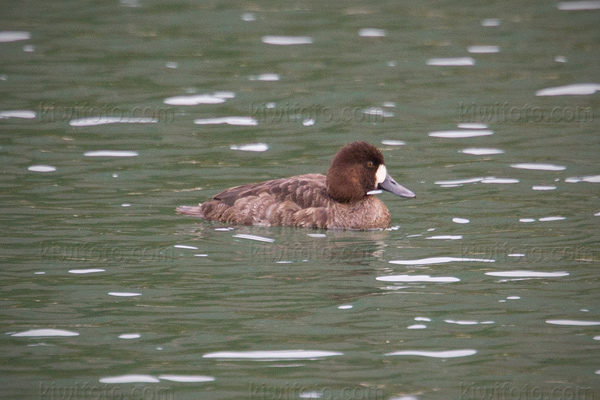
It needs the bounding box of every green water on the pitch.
[1,1,599,399]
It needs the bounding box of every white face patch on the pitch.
[375,164,387,186]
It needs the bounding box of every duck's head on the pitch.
[326,141,416,203]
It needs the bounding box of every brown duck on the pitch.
[177,141,415,230]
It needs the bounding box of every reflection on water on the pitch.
[2,0,600,398]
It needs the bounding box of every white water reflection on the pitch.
[158,375,215,383]
[532,185,556,191]
[249,73,280,81]
[0,31,31,42]
[0,110,36,119]
[385,349,477,358]
[28,165,56,172]
[510,163,566,171]
[381,140,405,146]
[452,217,470,224]
[232,233,275,243]
[546,320,600,326]
[163,94,226,105]
[429,130,493,138]
[108,292,142,297]
[100,375,159,384]
[118,333,140,339]
[262,36,313,45]
[203,350,343,360]
[426,235,463,240]
[389,256,494,265]
[376,275,460,283]
[70,117,157,127]
[481,18,500,27]
[467,45,500,53]
[12,329,79,337]
[565,175,600,183]
[557,1,600,10]
[461,148,504,155]
[536,83,600,96]
[83,150,138,157]
[194,117,258,126]
[426,58,475,66]
[481,178,520,184]
[68,269,105,274]
[485,271,569,278]
[445,320,494,325]
[359,28,387,37]
[230,143,269,152]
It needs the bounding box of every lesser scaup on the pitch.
[177,141,415,229]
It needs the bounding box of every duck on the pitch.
[176,141,415,230]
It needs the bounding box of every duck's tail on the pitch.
[176,205,204,217]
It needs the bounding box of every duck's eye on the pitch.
[366,161,375,168]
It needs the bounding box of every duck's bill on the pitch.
[378,174,416,198]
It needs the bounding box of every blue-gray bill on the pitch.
[378,174,416,198]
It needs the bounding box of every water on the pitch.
[1,1,599,399]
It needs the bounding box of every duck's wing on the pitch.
[213,173,328,209]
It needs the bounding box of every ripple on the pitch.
[510,163,566,171]
[68,269,105,274]
[390,256,494,265]
[467,45,500,53]
[481,178,520,184]
[203,350,343,360]
[249,73,280,81]
[12,329,79,337]
[385,349,477,358]
[519,218,536,223]
[194,117,258,126]
[426,235,463,240]
[84,150,138,157]
[427,57,476,66]
[376,275,460,283]
[359,28,387,37]
[381,140,406,146]
[536,83,600,96]
[108,292,142,297]
[118,333,141,339]
[453,217,470,224]
[232,233,275,243]
[28,165,56,172]
[457,123,488,129]
[461,148,504,155]
[158,375,215,383]
[230,143,269,152]
[445,320,494,325]
[485,271,569,278]
[0,110,36,119]
[0,31,31,42]
[557,1,600,10]
[532,185,557,191]
[481,18,500,27]
[70,117,157,127]
[546,319,600,326]
[539,216,566,222]
[429,130,493,138]
[262,36,313,45]
[435,177,485,186]
[100,375,159,384]
[174,245,198,250]
[163,94,226,105]
[565,175,600,183]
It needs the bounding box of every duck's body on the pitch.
[177,142,415,230]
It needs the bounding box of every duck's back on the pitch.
[178,174,332,227]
